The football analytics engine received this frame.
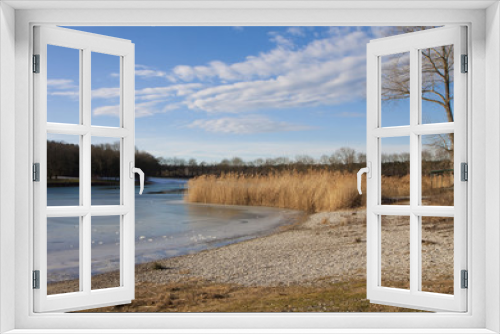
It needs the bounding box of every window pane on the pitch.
[421,45,454,124]
[47,217,80,295]
[381,215,410,289]
[421,134,454,206]
[47,45,80,124]
[421,216,454,294]
[91,137,121,205]
[91,52,121,127]
[47,134,80,206]
[92,216,121,290]
[381,52,410,127]
[381,137,410,205]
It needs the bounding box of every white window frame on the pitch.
[1,1,499,333]
[366,26,467,312]
[33,26,136,313]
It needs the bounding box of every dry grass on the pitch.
[185,170,454,212]
[185,171,363,213]
[78,279,428,313]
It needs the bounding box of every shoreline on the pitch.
[47,203,304,286]
[48,208,454,312]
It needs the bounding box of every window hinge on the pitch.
[33,163,40,182]
[461,162,468,181]
[33,54,40,73]
[461,54,468,73]
[33,270,40,289]
[461,270,468,289]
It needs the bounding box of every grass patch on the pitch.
[77,279,431,313]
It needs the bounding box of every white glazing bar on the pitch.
[365,44,380,300]
[46,123,88,135]
[78,48,84,293]
[82,48,92,294]
[120,215,124,287]
[409,46,419,295]
[46,123,129,138]
[46,206,89,217]
[90,126,129,138]
[90,205,129,216]
[46,206,130,217]
[372,126,411,138]
[412,206,455,217]
[82,214,91,294]
[413,122,455,135]
[79,215,84,292]
[122,47,135,298]
[372,205,411,215]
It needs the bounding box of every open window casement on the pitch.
[363,26,467,312]
[33,26,139,312]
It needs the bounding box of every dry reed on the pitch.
[185,170,363,213]
[185,170,455,212]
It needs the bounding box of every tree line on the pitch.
[47,141,160,181]
[47,140,452,181]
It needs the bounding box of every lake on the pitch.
[47,177,301,283]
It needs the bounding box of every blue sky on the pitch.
[47,26,421,163]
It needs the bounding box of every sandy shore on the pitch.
[49,209,454,298]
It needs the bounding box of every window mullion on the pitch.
[409,47,420,294]
[82,47,92,294]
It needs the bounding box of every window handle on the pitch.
[129,162,145,195]
[357,162,371,195]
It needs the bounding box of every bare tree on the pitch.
[382,27,454,158]
[356,152,367,164]
[334,147,357,165]
[319,154,330,165]
[295,154,315,165]
[230,157,245,166]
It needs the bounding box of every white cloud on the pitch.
[169,29,369,84]
[185,55,366,113]
[47,78,79,99]
[50,91,79,97]
[136,69,167,78]
[111,64,169,79]
[91,83,202,119]
[164,29,371,113]
[93,100,174,118]
[269,33,295,49]
[287,27,306,37]
[90,83,203,103]
[47,79,76,89]
[187,116,313,134]
[135,83,203,101]
[93,105,120,117]
[92,87,120,99]
[95,28,372,118]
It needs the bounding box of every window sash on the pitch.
[365,26,467,312]
[33,25,136,313]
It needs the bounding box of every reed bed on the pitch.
[185,170,362,213]
[185,170,455,213]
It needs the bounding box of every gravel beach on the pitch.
[60,209,454,295]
